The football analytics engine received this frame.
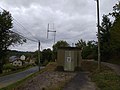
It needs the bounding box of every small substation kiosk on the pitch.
[57,47,82,71]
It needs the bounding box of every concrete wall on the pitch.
[12,60,23,66]
[57,49,65,66]
[57,47,82,71]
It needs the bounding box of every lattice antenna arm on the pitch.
[47,23,49,39]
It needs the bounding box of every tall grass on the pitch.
[82,61,120,90]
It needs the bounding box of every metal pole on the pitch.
[54,31,56,44]
[38,41,40,71]
[96,0,101,70]
[53,23,55,44]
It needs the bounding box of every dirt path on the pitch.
[62,72,97,90]
[102,62,120,75]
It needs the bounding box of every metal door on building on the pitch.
[64,51,74,71]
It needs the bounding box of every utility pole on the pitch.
[38,41,41,71]
[96,0,101,70]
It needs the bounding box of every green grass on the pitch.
[91,71,120,90]
[82,61,120,90]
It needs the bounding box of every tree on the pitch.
[110,1,120,19]
[33,50,41,65]
[75,39,97,59]
[41,48,52,64]
[110,1,120,45]
[99,15,112,60]
[98,1,120,62]
[105,1,120,63]
[110,17,120,52]
[0,10,26,73]
[75,39,86,49]
[85,41,97,59]
[53,40,69,52]
[110,1,120,54]
[109,1,120,58]
[52,40,69,60]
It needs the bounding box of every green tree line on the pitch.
[100,1,120,63]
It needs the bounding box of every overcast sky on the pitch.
[0,0,118,51]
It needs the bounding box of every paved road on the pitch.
[63,72,97,90]
[0,66,43,88]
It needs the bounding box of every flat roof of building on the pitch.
[58,47,81,50]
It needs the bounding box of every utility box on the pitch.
[57,47,82,71]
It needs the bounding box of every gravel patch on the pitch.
[15,71,76,90]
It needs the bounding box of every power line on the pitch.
[10,29,38,42]
[0,6,39,41]
[0,7,38,42]
[13,21,38,40]
[13,19,39,41]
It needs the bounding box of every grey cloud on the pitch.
[0,0,118,51]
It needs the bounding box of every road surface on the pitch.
[63,72,97,90]
[0,66,43,88]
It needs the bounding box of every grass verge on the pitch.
[82,61,120,90]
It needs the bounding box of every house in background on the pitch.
[57,47,82,71]
[9,55,36,66]
[9,56,23,66]
[26,57,36,65]
[12,59,23,66]
[20,55,26,61]
[9,56,18,63]
[29,58,36,65]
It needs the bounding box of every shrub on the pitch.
[3,64,14,70]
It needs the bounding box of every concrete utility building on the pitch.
[57,47,82,71]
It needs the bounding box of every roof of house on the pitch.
[9,56,19,62]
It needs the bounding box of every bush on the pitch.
[3,63,32,72]
[3,64,14,70]
[42,60,49,66]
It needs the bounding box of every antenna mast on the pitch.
[47,23,56,44]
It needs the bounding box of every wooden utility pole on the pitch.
[38,41,41,71]
[96,0,101,70]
